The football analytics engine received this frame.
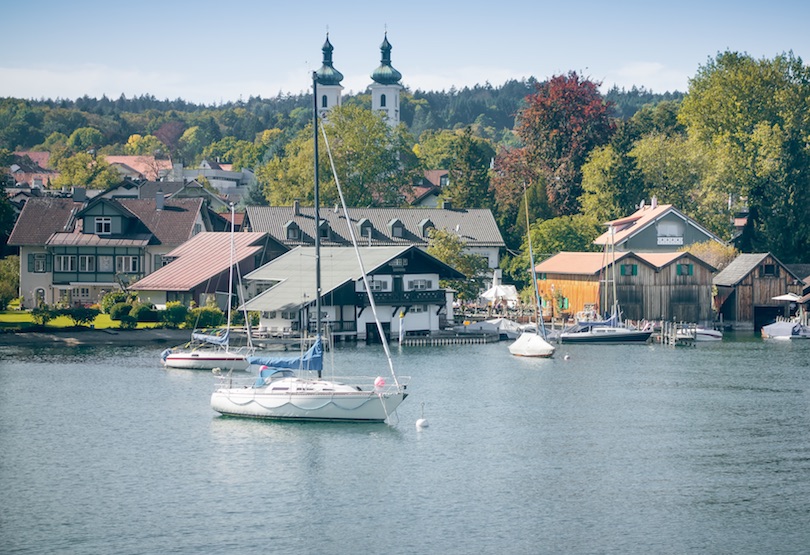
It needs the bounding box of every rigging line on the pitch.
[523,181,547,338]
[318,123,399,387]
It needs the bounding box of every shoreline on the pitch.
[0,328,191,347]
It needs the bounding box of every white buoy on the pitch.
[563,353,571,361]
[416,402,429,429]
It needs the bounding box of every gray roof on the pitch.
[713,253,803,286]
[243,245,463,313]
[244,206,504,248]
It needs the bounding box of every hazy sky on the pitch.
[3,0,809,104]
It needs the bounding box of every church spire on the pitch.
[370,33,402,85]
[315,34,344,86]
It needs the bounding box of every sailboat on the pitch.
[209,72,409,422]
[559,225,652,344]
[161,204,251,371]
[508,184,555,358]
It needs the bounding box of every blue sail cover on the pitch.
[192,329,230,346]
[248,337,323,372]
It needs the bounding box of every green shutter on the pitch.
[28,254,34,272]
[688,264,694,276]
[46,255,52,272]
[632,264,638,276]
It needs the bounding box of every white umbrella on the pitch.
[480,284,518,302]
[772,293,801,301]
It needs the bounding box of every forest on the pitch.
[1,50,808,288]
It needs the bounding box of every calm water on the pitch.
[1,335,809,554]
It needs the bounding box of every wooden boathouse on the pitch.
[534,251,716,323]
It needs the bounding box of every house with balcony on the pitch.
[8,194,207,308]
[594,199,725,252]
[241,245,465,341]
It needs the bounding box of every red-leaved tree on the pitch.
[514,72,614,216]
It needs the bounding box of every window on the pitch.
[32,254,48,273]
[620,264,638,276]
[380,94,387,107]
[368,280,388,292]
[116,256,139,273]
[319,225,330,239]
[760,264,778,277]
[321,95,328,109]
[194,223,202,234]
[98,256,114,272]
[55,255,76,272]
[287,226,300,240]
[72,287,90,300]
[281,311,297,320]
[95,217,112,235]
[676,263,693,276]
[409,279,433,291]
[392,225,403,238]
[79,255,96,272]
[410,304,427,313]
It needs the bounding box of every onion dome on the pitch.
[315,35,344,86]
[370,34,402,85]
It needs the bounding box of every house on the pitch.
[713,253,806,330]
[129,232,287,309]
[242,245,465,341]
[243,201,505,271]
[8,193,207,308]
[534,251,716,323]
[168,160,255,202]
[7,153,58,188]
[407,170,449,208]
[103,155,172,181]
[98,179,230,212]
[594,199,725,252]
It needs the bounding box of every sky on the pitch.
[3,0,810,105]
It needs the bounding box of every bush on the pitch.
[100,290,134,314]
[161,301,188,329]
[186,306,224,329]
[31,306,57,325]
[109,302,133,321]
[230,310,260,327]
[59,306,100,327]
[130,302,159,323]
[118,314,137,329]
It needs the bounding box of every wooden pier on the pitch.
[657,321,697,347]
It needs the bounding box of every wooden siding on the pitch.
[537,253,714,322]
[727,254,803,323]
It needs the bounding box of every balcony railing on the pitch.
[356,289,447,306]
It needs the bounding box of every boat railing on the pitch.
[213,371,410,393]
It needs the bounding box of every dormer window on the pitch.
[388,218,404,238]
[285,221,300,241]
[419,218,434,238]
[319,220,331,240]
[95,217,111,235]
[357,218,373,240]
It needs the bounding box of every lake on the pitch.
[1,334,809,554]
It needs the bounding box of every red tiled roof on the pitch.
[104,156,172,180]
[130,232,268,291]
[535,252,632,275]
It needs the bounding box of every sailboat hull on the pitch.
[164,351,250,371]
[508,332,555,357]
[560,328,652,344]
[211,376,409,422]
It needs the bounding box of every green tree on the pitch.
[0,255,19,309]
[124,134,164,156]
[66,127,104,153]
[678,50,810,260]
[53,152,122,189]
[441,127,495,209]
[426,228,489,300]
[414,129,458,169]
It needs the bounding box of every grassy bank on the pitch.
[0,311,164,332]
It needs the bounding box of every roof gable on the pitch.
[594,203,722,247]
[7,197,84,246]
[713,252,802,286]
[244,206,504,247]
[130,232,271,291]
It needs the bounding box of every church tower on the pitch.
[369,33,402,127]
[314,34,344,118]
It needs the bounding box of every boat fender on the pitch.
[416,402,429,429]
[374,377,385,391]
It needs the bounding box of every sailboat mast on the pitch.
[523,182,546,337]
[226,201,234,347]
[312,72,322,341]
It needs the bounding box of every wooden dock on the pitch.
[657,321,697,347]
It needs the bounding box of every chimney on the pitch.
[156,189,164,210]
[651,196,658,209]
[293,199,300,216]
[442,199,452,210]
[72,187,86,202]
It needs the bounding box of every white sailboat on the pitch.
[161,204,251,371]
[209,72,409,422]
[509,184,555,358]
